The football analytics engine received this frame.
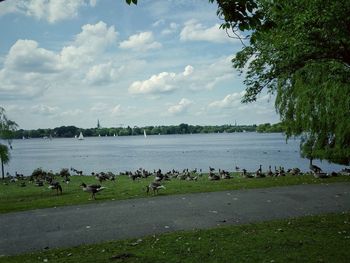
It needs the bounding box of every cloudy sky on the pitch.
[0,0,279,129]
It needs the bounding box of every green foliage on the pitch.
[0,144,10,179]
[0,107,18,145]
[125,0,137,5]
[215,0,350,164]
[0,107,18,178]
[31,168,47,180]
[0,144,10,164]
[256,122,284,133]
[209,0,265,32]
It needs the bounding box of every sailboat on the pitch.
[78,132,84,140]
[144,129,147,138]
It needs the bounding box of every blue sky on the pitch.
[0,0,279,129]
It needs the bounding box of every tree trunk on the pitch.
[1,159,4,180]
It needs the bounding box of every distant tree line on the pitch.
[256,123,285,133]
[10,123,278,139]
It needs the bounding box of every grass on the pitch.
[1,212,349,262]
[0,173,350,213]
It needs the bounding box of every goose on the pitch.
[219,169,231,179]
[255,165,265,178]
[146,182,166,195]
[289,167,301,176]
[208,171,220,180]
[278,166,286,176]
[80,183,106,200]
[267,166,273,177]
[309,158,322,174]
[242,169,254,178]
[48,181,62,195]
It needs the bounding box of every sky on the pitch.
[0,0,279,129]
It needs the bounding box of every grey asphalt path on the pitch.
[1,183,350,256]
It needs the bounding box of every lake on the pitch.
[4,133,347,176]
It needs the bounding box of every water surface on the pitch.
[6,133,347,175]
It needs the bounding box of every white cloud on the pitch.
[0,68,51,99]
[152,19,165,27]
[31,104,59,115]
[111,105,123,116]
[91,102,109,113]
[61,109,83,117]
[60,21,118,68]
[183,65,193,76]
[184,56,235,91]
[180,19,235,43]
[90,103,124,117]
[5,39,60,73]
[129,65,193,95]
[0,0,96,23]
[161,22,179,35]
[119,31,161,51]
[85,62,118,84]
[0,21,120,101]
[207,92,276,120]
[89,0,98,7]
[209,92,244,108]
[168,98,193,115]
[129,72,176,94]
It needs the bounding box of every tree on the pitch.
[0,144,10,179]
[0,107,18,179]
[210,0,350,165]
[1,107,18,147]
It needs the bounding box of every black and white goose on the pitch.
[48,181,62,195]
[80,183,106,200]
[146,182,166,195]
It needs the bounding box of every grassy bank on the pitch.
[1,173,349,213]
[1,212,349,262]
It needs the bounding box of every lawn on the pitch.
[0,173,349,213]
[1,212,349,262]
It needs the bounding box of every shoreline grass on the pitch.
[1,212,349,262]
[0,173,350,214]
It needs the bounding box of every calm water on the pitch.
[5,133,347,175]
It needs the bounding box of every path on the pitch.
[1,183,349,256]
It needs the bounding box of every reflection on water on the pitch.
[6,133,347,175]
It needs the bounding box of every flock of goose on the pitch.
[3,164,350,200]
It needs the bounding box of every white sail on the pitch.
[144,129,147,138]
[78,132,84,140]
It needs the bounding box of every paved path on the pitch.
[1,183,350,256]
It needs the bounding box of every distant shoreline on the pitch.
[13,122,284,139]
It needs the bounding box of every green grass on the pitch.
[1,173,350,214]
[1,212,349,263]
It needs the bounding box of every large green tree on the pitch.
[0,107,18,178]
[210,0,350,165]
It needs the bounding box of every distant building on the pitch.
[97,119,101,129]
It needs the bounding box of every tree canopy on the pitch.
[0,107,18,147]
[0,107,17,178]
[210,0,350,165]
